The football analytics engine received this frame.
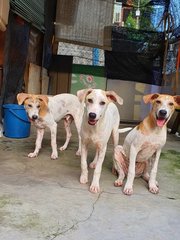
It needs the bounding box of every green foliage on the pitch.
[124,12,136,28]
[125,0,155,30]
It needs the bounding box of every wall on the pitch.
[107,79,160,122]
[70,65,106,95]
[107,76,180,133]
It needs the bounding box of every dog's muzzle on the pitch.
[156,109,168,127]
[88,112,98,125]
[30,114,38,122]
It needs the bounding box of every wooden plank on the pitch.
[27,63,41,94]
[56,72,70,93]
[41,67,49,94]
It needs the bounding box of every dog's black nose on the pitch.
[159,109,167,116]
[32,115,38,120]
[89,112,96,119]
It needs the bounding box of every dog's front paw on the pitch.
[28,152,38,158]
[89,183,100,193]
[59,146,66,151]
[89,162,96,169]
[114,179,123,187]
[51,152,58,160]
[80,173,88,184]
[75,150,81,156]
[123,184,133,195]
[149,184,159,194]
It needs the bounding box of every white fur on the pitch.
[113,93,180,195]
[77,89,124,193]
[17,93,84,159]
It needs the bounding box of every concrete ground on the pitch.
[0,122,180,240]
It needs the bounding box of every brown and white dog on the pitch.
[113,93,180,195]
[77,89,131,193]
[17,93,84,159]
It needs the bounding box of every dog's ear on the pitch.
[77,89,93,102]
[37,95,49,107]
[106,91,123,105]
[143,93,160,104]
[17,93,30,105]
[173,95,180,108]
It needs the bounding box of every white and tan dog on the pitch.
[77,89,130,193]
[113,93,180,195]
[17,93,84,159]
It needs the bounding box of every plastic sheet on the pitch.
[105,27,165,86]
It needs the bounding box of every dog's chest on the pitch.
[137,142,161,161]
[125,127,166,161]
[136,133,166,161]
[33,119,47,129]
[81,124,107,146]
[83,128,102,142]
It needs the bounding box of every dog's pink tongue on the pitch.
[157,119,166,127]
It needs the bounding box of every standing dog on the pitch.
[77,89,127,193]
[113,93,180,195]
[17,93,84,159]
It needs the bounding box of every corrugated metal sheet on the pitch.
[10,0,45,32]
[55,0,114,49]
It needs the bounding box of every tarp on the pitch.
[105,27,165,86]
[55,0,114,49]
[121,0,180,42]
[43,0,57,69]
[0,12,30,120]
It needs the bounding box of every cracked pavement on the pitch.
[0,123,180,240]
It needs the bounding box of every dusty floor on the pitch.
[0,122,180,240]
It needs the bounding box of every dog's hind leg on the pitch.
[141,161,150,182]
[73,115,82,156]
[112,124,120,147]
[50,122,58,160]
[60,116,72,151]
[141,160,159,188]
[113,145,127,187]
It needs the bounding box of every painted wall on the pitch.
[70,64,106,95]
[107,79,160,122]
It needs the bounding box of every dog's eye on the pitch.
[156,100,161,104]
[169,102,174,106]
[28,104,32,108]
[37,105,40,109]
[87,99,93,104]
[100,101,105,105]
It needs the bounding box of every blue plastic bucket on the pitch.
[3,104,31,138]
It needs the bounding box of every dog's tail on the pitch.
[118,127,132,133]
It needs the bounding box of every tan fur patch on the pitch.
[22,94,49,118]
[39,100,48,118]
[138,114,157,135]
